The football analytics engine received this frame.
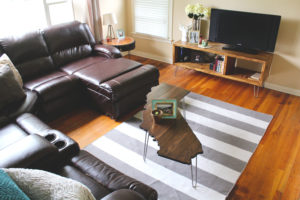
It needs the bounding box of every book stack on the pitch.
[209,56,225,73]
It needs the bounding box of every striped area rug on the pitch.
[85,92,273,200]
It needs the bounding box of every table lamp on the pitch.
[103,13,117,40]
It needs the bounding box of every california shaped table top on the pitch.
[140,105,203,164]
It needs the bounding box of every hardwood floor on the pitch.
[49,55,300,200]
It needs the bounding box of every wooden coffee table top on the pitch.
[140,84,203,164]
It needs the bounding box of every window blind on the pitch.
[134,0,169,38]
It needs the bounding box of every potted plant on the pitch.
[185,3,210,31]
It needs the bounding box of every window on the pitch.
[0,0,74,37]
[44,0,74,25]
[134,0,172,39]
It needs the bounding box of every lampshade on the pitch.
[103,13,117,25]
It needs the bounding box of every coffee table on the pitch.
[139,84,203,187]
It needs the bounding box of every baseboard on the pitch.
[121,52,128,57]
[128,51,300,97]
[130,50,172,64]
[265,82,300,97]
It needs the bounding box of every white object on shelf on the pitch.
[249,72,261,80]
[179,24,190,42]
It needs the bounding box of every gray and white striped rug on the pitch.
[85,92,273,200]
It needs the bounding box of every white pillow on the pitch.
[3,168,96,200]
[0,53,23,87]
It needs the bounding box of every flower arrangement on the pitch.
[185,3,210,19]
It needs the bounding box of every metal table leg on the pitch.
[191,156,198,188]
[182,97,187,120]
[253,85,260,97]
[143,131,150,162]
[174,66,179,76]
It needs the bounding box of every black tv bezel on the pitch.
[208,8,281,53]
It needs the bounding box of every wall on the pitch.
[124,0,300,95]
[100,0,127,39]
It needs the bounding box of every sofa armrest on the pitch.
[71,150,158,200]
[0,134,59,168]
[101,189,146,200]
[93,44,122,59]
[5,90,38,120]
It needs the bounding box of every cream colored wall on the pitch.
[123,0,300,94]
[100,0,127,39]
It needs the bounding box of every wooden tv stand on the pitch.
[172,41,274,87]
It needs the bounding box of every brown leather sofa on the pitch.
[0,21,159,120]
[0,113,157,200]
[0,78,158,200]
[0,21,159,199]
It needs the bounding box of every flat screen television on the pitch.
[209,8,281,54]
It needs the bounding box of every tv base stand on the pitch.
[173,41,274,97]
[222,44,258,55]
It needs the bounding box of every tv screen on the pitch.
[209,8,281,53]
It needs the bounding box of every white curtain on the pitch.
[72,0,103,42]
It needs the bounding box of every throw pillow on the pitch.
[0,53,23,87]
[3,168,96,200]
[0,65,26,111]
[0,169,30,200]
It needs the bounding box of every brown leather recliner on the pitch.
[0,77,158,200]
[0,21,159,120]
[0,113,157,200]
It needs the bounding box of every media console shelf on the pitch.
[173,41,274,88]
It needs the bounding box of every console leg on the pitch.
[174,66,179,77]
[191,156,198,188]
[181,97,187,120]
[143,131,150,162]
[253,85,260,97]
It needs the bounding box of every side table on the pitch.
[102,36,135,56]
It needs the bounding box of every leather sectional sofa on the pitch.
[0,113,157,200]
[0,21,159,199]
[0,64,158,200]
[0,21,159,120]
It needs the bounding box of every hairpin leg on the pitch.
[191,156,198,188]
[253,85,260,97]
[143,131,150,162]
[174,66,179,76]
[182,97,187,120]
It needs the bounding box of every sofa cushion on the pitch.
[3,90,38,120]
[102,189,146,200]
[33,75,80,102]
[0,124,28,150]
[0,169,30,200]
[23,70,80,102]
[61,56,108,75]
[71,150,158,200]
[24,71,67,91]
[74,58,142,86]
[0,31,55,81]
[0,65,26,111]
[0,53,23,87]
[98,65,159,102]
[43,21,96,67]
[57,165,111,200]
[3,168,96,200]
